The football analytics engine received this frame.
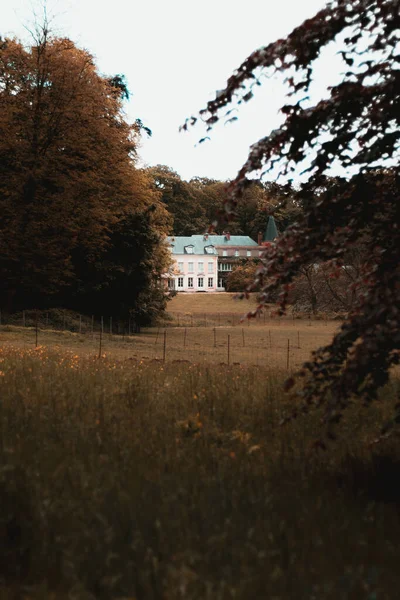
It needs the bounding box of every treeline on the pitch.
[145,164,302,238]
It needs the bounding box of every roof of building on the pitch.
[168,235,258,255]
[264,216,278,242]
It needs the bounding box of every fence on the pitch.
[0,309,337,371]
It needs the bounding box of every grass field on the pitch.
[0,319,338,370]
[167,292,259,314]
[1,305,400,598]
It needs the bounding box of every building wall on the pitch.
[169,253,219,292]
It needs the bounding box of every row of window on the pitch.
[177,277,214,288]
[184,245,216,255]
[218,263,233,271]
[178,261,214,274]
[222,250,252,257]
[179,250,256,260]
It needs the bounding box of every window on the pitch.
[198,262,204,273]
[208,262,214,273]
[188,277,193,288]
[234,250,239,257]
[168,279,175,289]
[247,250,251,257]
[205,245,215,254]
[177,277,184,288]
[198,277,204,288]
[219,263,232,272]
[188,262,194,273]
[208,277,213,288]
[178,262,184,272]
[222,250,227,257]
[185,245,194,254]
[218,278,225,288]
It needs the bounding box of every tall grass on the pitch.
[1,346,400,599]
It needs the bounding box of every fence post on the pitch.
[35,310,39,347]
[110,316,112,336]
[227,334,230,365]
[163,330,167,363]
[101,316,104,335]
[297,331,300,349]
[242,328,245,348]
[213,327,216,348]
[287,338,290,370]
[191,314,193,328]
[98,328,102,359]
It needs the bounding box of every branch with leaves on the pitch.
[184,0,400,442]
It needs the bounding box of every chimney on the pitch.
[258,231,262,246]
[203,233,209,241]
[225,231,231,241]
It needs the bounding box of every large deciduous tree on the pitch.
[184,0,400,440]
[0,25,169,317]
[147,165,209,236]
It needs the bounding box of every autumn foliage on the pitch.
[0,26,170,321]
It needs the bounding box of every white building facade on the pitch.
[166,233,261,292]
[167,235,220,292]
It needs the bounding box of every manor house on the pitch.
[166,218,278,292]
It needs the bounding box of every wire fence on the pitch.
[0,308,338,371]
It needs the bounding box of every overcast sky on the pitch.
[3,0,335,182]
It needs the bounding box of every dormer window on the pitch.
[184,245,194,254]
[204,245,215,254]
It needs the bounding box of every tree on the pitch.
[0,25,168,316]
[69,199,172,327]
[147,165,208,235]
[184,0,400,440]
[226,261,260,293]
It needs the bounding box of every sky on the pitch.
[2,0,336,182]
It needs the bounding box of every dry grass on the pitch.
[0,319,338,370]
[168,292,259,314]
[1,324,400,599]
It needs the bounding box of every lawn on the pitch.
[167,292,260,314]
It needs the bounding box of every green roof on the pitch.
[264,216,278,242]
[168,235,258,255]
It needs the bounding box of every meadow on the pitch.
[1,300,400,598]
